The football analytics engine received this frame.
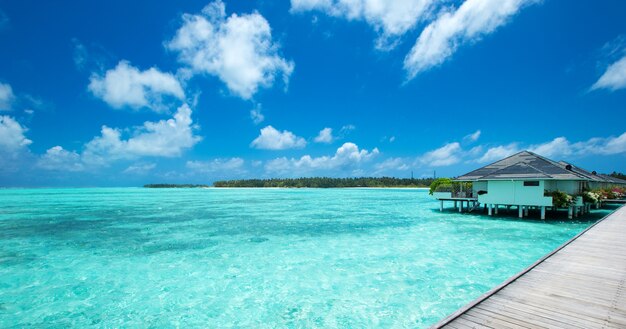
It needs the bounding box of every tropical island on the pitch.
[143,184,209,188]
[211,177,434,188]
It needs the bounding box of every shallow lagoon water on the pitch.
[0,188,610,328]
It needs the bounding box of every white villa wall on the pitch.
[472,181,487,194]
[544,180,582,195]
[478,180,553,206]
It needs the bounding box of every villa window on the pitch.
[523,181,540,187]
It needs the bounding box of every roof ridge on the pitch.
[486,161,548,177]
[455,150,531,180]
[526,151,590,180]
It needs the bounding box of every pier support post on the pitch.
[519,206,523,218]
[488,204,492,216]
[568,206,573,219]
[454,201,457,209]
[524,206,529,216]
[494,205,498,215]
[459,201,463,213]
[541,206,546,220]
[440,200,443,212]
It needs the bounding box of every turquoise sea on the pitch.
[0,188,611,328]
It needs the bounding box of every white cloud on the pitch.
[404,0,535,78]
[597,132,626,154]
[88,60,185,112]
[123,163,157,175]
[265,142,379,174]
[186,158,245,173]
[250,125,306,150]
[0,115,32,153]
[419,142,462,166]
[291,0,435,49]
[570,132,626,156]
[591,55,626,91]
[314,127,334,143]
[526,134,626,159]
[374,157,409,173]
[250,105,265,124]
[476,143,520,163]
[529,137,572,158]
[82,104,201,165]
[167,0,294,99]
[37,146,84,172]
[0,82,15,111]
[463,130,481,143]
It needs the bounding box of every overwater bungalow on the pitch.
[434,151,626,219]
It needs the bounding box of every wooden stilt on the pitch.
[541,206,546,220]
[568,206,573,219]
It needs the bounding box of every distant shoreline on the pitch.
[143,185,430,189]
[211,177,435,188]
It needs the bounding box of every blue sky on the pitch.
[0,0,625,187]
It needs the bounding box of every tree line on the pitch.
[609,172,626,181]
[144,184,209,188]
[213,177,435,188]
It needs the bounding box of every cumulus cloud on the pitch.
[529,137,571,158]
[123,163,157,175]
[167,0,294,99]
[186,158,245,174]
[88,60,185,112]
[0,115,32,154]
[528,137,614,160]
[476,143,519,163]
[82,104,201,165]
[419,142,462,166]
[250,125,306,150]
[463,130,481,143]
[591,55,626,91]
[265,142,379,175]
[291,0,435,49]
[374,157,409,174]
[404,0,535,78]
[0,82,15,111]
[314,127,334,143]
[250,105,265,124]
[37,146,84,172]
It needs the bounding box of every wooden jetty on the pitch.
[432,205,626,329]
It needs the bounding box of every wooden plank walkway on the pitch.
[432,205,626,329]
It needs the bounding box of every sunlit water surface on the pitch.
[0,188,611,328]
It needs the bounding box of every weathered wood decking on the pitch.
[432,205,626,329]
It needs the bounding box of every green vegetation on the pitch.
[144,184,209,188]
[545,190,574,207]
[609,172,626,181]
[593,187,626,200]
[213,177,435,188]
[428,178,472,195]
[582,191,601,204]
[429,178,452,195]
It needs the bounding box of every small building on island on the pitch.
[433,151,626,219]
